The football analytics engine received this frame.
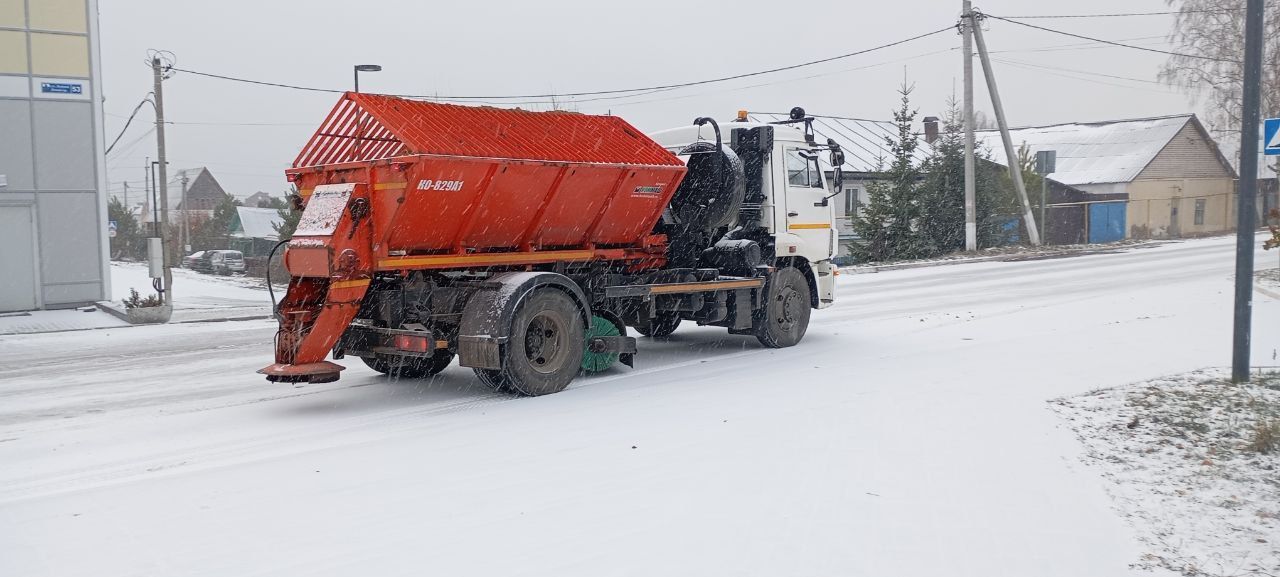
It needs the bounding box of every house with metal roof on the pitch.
[976,114,1239,240]
[243,191,277,208]
[140,167,231,224]
[229,206,284,257]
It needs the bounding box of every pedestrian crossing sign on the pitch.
[1266,118,1280,156]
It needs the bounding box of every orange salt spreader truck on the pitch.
[259,94,843,396]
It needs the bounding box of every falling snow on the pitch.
[1,236,1277,576]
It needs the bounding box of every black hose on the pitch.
[266,238,291,315]
[693,117,722,195]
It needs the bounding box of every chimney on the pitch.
[923,116,940,144]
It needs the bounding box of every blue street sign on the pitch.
[1265,118,1280,156]
[40,82,82,94]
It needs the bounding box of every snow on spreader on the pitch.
[261,94,841,395]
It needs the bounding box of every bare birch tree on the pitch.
[1160,1,1278,142]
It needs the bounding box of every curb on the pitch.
[95,301,131,322]
[845,254,1009,274]
[843,243,1156,275]
[174,314,274,325]
[1255,283,1280,301]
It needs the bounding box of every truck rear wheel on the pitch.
[474,289,585,396]
[361,351,455,379]
[753,267,810,348]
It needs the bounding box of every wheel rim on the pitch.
[581,315,621,373]
[524,311,567,374]
[776,285,802,332]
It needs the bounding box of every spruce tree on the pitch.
[916,99,1021,251]
[917,98,967,254]
[852,85,928,262]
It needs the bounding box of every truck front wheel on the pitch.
[474,288,585,396]
[753,267,811,348]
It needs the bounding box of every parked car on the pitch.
[208,250,245,275]
[181,251,206,269]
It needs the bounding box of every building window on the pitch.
[0,30,27,74]
[844,187,862,217]
[29,0,88,33]
[30,33,90,77]
[1194,198,1206,225]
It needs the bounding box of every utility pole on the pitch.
[146,157,157,236]
[962,0,977,251]
[970,10,1041,246]
[122,181,129,211]
[152,57,173,305]
[1036,150,1057,243]
[1232,0,1265,383]
[180,173,190,254]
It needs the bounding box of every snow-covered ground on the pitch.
[110,262,275,322]
[1,236,1278,577]
[0,264,276,335]
[1054,371,1280,576]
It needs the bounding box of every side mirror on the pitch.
[828,139,846,189]
[815,140,845,207]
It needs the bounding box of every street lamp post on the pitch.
[352,65,381,160]
[353,64,382,93]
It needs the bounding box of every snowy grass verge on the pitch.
[842,238,1161,272]
[1258,268,1280,292]
[1052,370,1280,577]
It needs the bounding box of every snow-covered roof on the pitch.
[233,206,283,240]
[975,115,1195,186]
[748,113,933,173]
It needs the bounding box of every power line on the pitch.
[983,13,1238,63]
[990,57,1166,85]
[585,47,957,111]
[986,36,1172,55]
[105,126,156,162]
[166,25,955,101]
[995,9,1240,19]
[166,66,674,106]
[105,95,153,155]
[991,58,1178,94]
[164,120,315,126]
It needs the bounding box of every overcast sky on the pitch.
[99,0,1201,201]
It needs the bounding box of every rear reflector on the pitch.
[394,334,430,353]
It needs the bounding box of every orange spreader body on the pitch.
[288,93,687,264]
[262,93,688,381]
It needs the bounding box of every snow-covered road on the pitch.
[2,236,1277,577]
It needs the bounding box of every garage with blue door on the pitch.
[1088,202,1127,244]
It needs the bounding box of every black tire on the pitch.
[753,267,811,348]
[361,350,456,379]
[634,312,681,338]
[473,368,509,391]
[473,289,585,397]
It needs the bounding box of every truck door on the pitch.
[781,147,835,262]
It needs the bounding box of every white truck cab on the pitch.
[649,109,840,308]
